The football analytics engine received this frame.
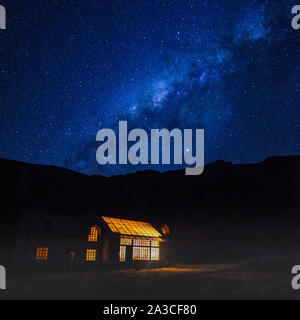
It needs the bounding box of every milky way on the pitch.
[1,0,299,176]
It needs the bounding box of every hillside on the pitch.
[0,156,299,220]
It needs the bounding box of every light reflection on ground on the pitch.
[118,264,239,274]
[1,258,298,299]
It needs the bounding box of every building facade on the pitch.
[10,210,167,273]
[99,216,163,265]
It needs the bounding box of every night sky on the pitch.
[1,0,299,176]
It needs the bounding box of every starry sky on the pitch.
[1,0,299,176]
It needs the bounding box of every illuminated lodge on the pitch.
[100,216,163,263]
[11,210,168,272]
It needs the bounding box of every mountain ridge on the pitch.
[0,155,299,221]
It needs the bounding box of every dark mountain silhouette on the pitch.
[0,156,299,219]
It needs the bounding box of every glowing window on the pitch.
[151,239,159,247]
[119,245,126,262]
[133,238,150,247]
[86,249,96,261]
[161,224,170,236]
[120,237,132,245]
[88,227,98,242]
[36,247,48,261]
[151,247,159,260]
[133,247,150,260]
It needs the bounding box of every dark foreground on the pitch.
[1,157,300,300]
[1,252,300,300]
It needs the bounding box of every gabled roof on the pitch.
[20,210,97,236]
[101,216,161,238]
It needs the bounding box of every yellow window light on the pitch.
[151,247,159,260]
[133,238,150,247]
[120,237,132,245]
[133,246,150,260]
[88,226,98,242]
[36,247,48,261]
[86,249,96,261]
[119,245,126,262]
[151,239,159,247]
[161,224,170,236]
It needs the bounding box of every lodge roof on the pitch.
[101,216,161,238]
[20,210,97,235]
